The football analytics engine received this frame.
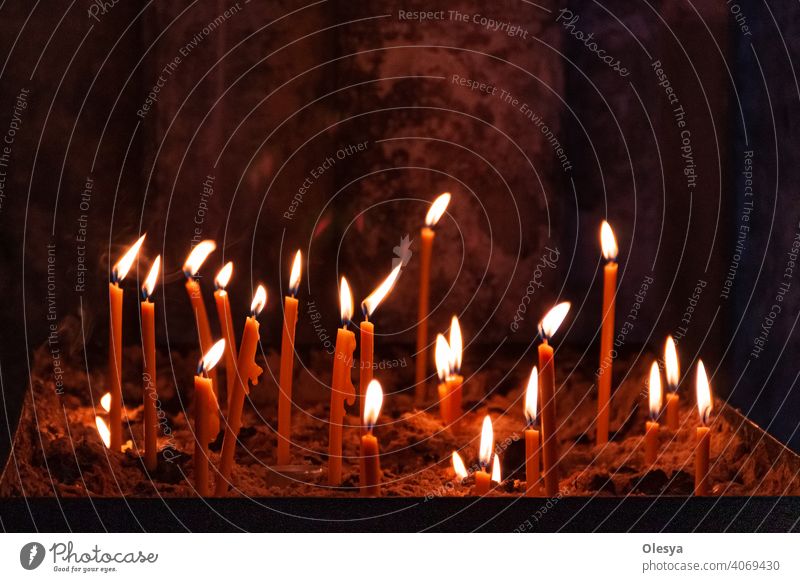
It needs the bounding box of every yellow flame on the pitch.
[435,334,451,382]
[452,451,468,480]
[479,415,494,467]
[524,366,538,424]
[250,285,267,316]
[425,192,451,227]
[200,339,226,374]
[696,360,713,425]
[665,336,680,389]
[215,261,233,290]
[539,302,571,340]
[183,240,216,277]
[491,454,502,483]
[363,379,383,429]
[100,392,111,412]
[449,316,462,374]
[648,361,662,419]
[142,255,161,298]
[600,221,618,261]
[339,277,353,323]
[362,264,401,318]
[95,416,111,448]
[289,250,302,295]
[112,234,146,282]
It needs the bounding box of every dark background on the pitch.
[0,0,797,468]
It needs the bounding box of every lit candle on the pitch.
[277,251,302,465]
[596,221,618,445]
[215,286,266,496]
[665,336,681,430]
[447,316,463,420]
[328,277,357,486]
[194,339,225,497]
[491,454,502,486]
[452,451,468,482]
[140,255,161,472]
[415,192,451,403]
[183,240,219,399]
[695,360,713,496]
[360,264,402,421]
[434,334,453,425]
[645,361,662,465]
[538,302,570,497]
[213,262,237,410]
[360,379,384,496]
[524,366,541,497]
[474,415,494,495]
[108,234,146,451]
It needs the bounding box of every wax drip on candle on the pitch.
[696,360,713,426]
[111,234,146,283]
[288,250,302,298]
[648,361,663,421]
[524,366,539,428]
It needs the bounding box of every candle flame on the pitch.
[452,451,468,480]
[600,221,618,261]
[214,261,233,290]
[250,285,267,317]
[198,339,226,375]
[112,234,146,282]
[448,316,462,375]
[141,255,161,299]
[434,334,451,382]
[696,360,713,426]
[479,415,494,468]
[363,379,383,431]
[289,250,302,296]
[538,302,571,341]
[183,240,216,277]
[491,454,502,483]
[361,264,401,318]
[425,192,451,227]
[665,336,680,390]
[339,277,353,325]
[95,416,111,448]
[100,392,111,412]
[648,361,662,420]
[524,366,538,425]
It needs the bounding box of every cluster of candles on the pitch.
[98,194,715,497]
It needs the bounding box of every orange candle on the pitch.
[645,362,662,465]
[474,415,494,495]
[215,286,266,497]
[524,366,541,497]
[360,379,384,496]
[434,335,452,424]
[194,340,225,497]
[141,256,160,471]
[360,264,401,420]
[277,251,302,465]
[329,277,357,486]
[415,192,451,403]
[183,240,218,399]
[108,234,145,451]
[695,360,713,496]
[447,316,463,420]
[664,336,681,430]
[213,262,238,410]
[597,221,618,445]
[538,302,570,497]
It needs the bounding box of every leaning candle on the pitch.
[360,379,384,496]
[474,415,494,495]
[277,250,302,465]
[213,262,237,410]
[538,302,570,497]
[195,339,225,497]
[108,234,146,451]
[328,277,357,486]
[695,360,713,496]
[596,221,618,445]
[415,192,451,402]
[215,286,266,497]
[524,366,541,497]
[183,240,219,398]
[360,264,401,420]
[141,255,160,471]
[645,361,662,465]
[664,336,681,430]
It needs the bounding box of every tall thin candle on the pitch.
[141,255,160,471]
[194,339,225,497]
[645,361,662,465]
[277,251,302,465]
[695,361,713,496]
[524,366,541,497]
[665,336,681,430]
[213,262,237,410]
[596,221,618,445]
